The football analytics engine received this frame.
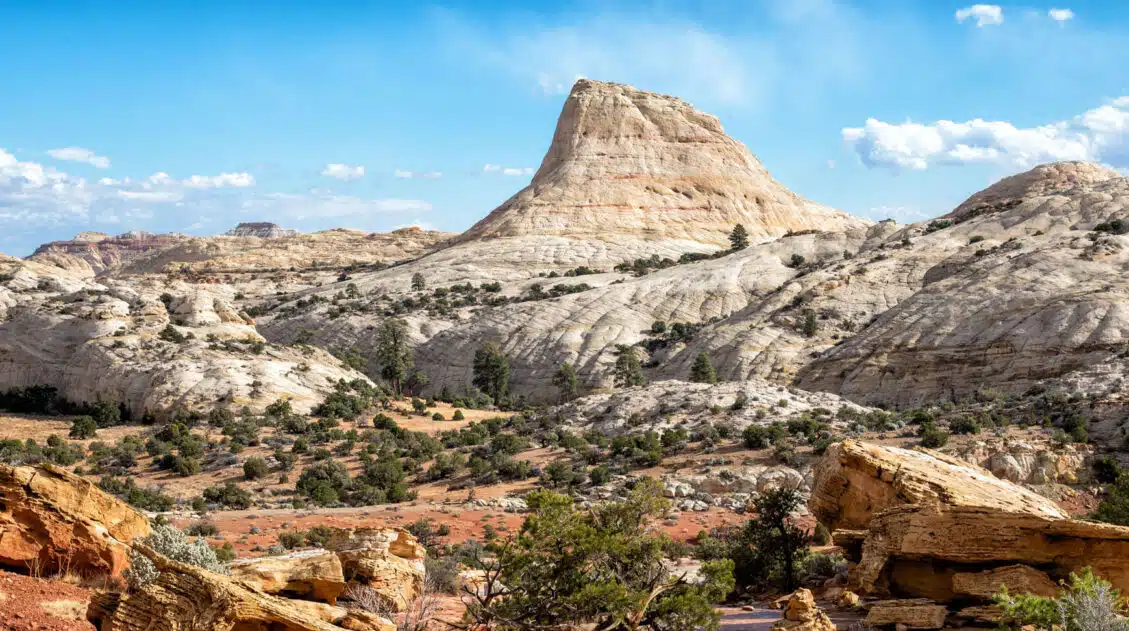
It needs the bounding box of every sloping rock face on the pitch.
[92,544,393,631]
[229,549,346,604]
[797,162,1129,408]
[0,464,150,577]
[225,222,299,238]
[0,256,370,417]
[459,79,866,250]
[810,440,1129,606]
[325,528,426,612]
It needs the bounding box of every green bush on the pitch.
[995,568,1127,631]
[919,421,949,448]
[69,416,98,439]
[243,456,269,480]
[202,482,252,509]
[125,524,228,589]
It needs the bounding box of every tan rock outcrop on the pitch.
[863,599,947,629]
[771,589,835,631]
[951,564,1058,599]
[810,441,1129,603]
[325,528,426,611]
[809,439,1067,531]
[229,549,346,604]
[854,504,1129,597]
[91,544,394,631]
[0,463,150,577]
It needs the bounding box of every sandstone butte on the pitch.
[810,439,1129,605]
[456,78,866,251]
[0,463,151,577]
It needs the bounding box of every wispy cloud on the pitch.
[46,146,111,169]
[955,5,1004,27]
[483,164,534,176]
[394,169,443,179]
[321,163,365,181]
[843,96,1129,171]
[0,149,429,232]
[1048,8,1074,23]
[435,2,867,110]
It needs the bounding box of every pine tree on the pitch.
[472,342,510,406]
[689,352,718,384]
[613,346,645,388]
[411,272,426,291]
[552,362,579,402]
[376,318,413,396]
[729,224,749,250]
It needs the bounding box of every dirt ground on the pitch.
[0,570,97,631]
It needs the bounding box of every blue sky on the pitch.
[2,0,1129,255]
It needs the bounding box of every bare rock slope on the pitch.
[0,255,369,417]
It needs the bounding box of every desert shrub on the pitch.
[69,416,98,439]
[125,524,228,590]
[243,456,269,480]
[742,425,771,449]
[948,416,981,435]
[919,422,949,448]
[278,531,304,549]
[99,476,175,512]
[1093,456,1122,484]
[185,522,220,537]
[994,568,1129,631]
[213,542,236,562]
[453,410,465,421]
[202,482,252,509]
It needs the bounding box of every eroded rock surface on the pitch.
[0,463,150,578]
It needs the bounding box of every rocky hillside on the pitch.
[0,254,369,417]
[30,225,452,277]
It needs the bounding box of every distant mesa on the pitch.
[225,222,300,238]
[457,78,866,248]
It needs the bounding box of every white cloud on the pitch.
[843,96,1129,171]
[0,149,424,234]
[321,163,365,181]
[955,5,1004,27]
[827,160,836,169]
[484,164,534,176]
[47,147,111,169]
[182,172,255,188]
[1048,8,1074,22]
[394,169,443,179]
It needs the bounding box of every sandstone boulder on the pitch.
[90,544,393,631]
[863,599,947,630]
[0,463,150,578]
[229,549,346,604]
[325,527,425,611]
[809,439,1067,531]
[771,589,835,631]
[810,441,1129,602]
[854,504,1129,597]
[951,564,1058,600]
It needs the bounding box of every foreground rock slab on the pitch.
[90,544,393,631]
[809,439,1067,531]
[325,527,426,611]
[0,464,150,577]
[864,599,947,630]
[229,549,346,604]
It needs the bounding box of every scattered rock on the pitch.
[771,588,836,631]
